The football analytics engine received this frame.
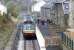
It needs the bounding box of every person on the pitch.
[41,20,45,25]
[37,19,39,24]
[47,19,50,24]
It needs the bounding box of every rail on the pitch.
[11,31,20,50]
[24,40,40,50]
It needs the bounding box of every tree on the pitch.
[6,1,21,18]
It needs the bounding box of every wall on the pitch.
[41,6,50,20]
[51,3,65,27]
[60,30,74,50]
[68,0,74,28]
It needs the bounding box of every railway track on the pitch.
[24,40,40,50]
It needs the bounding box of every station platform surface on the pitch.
[36,23,61,50]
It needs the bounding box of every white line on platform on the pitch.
[36,25,46,50]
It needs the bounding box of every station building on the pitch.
[60,0,74,50]
[60,29,74,50]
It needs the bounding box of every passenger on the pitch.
[44,21,46,25]
[50,20,52,24]
[47,19,51,24]
[47,19,48,23]
[37,19,39,24]
[41,20,45,25]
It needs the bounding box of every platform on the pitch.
[36,25,46,50]
[36,23,60,50]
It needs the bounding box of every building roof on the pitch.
[41,3,54,9]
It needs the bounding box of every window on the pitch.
[60,32,64,41]
[24,21,33,24]
[60,32,74,50]
[66,37,73,50]
[71,40,73,50]
[66,36,68,46]
[63,33,66,43]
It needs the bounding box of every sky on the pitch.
[32,0,46,12]
[35,0,43,2]
[0,3,7,15]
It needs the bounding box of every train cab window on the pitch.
[24,21,34,24]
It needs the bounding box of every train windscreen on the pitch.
[23,21,35,30]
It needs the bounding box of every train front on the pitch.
[22,21,36,39]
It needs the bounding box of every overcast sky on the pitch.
[32,0,46,12]
[35,0,43,2]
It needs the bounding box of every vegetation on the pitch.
[3,0,20,18]
[0,13,14,49]
[7,4,20,18]
[0,1,17,48]
[4,0,10,4]
[0,0,20,49]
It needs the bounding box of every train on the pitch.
[22,15,36,39]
